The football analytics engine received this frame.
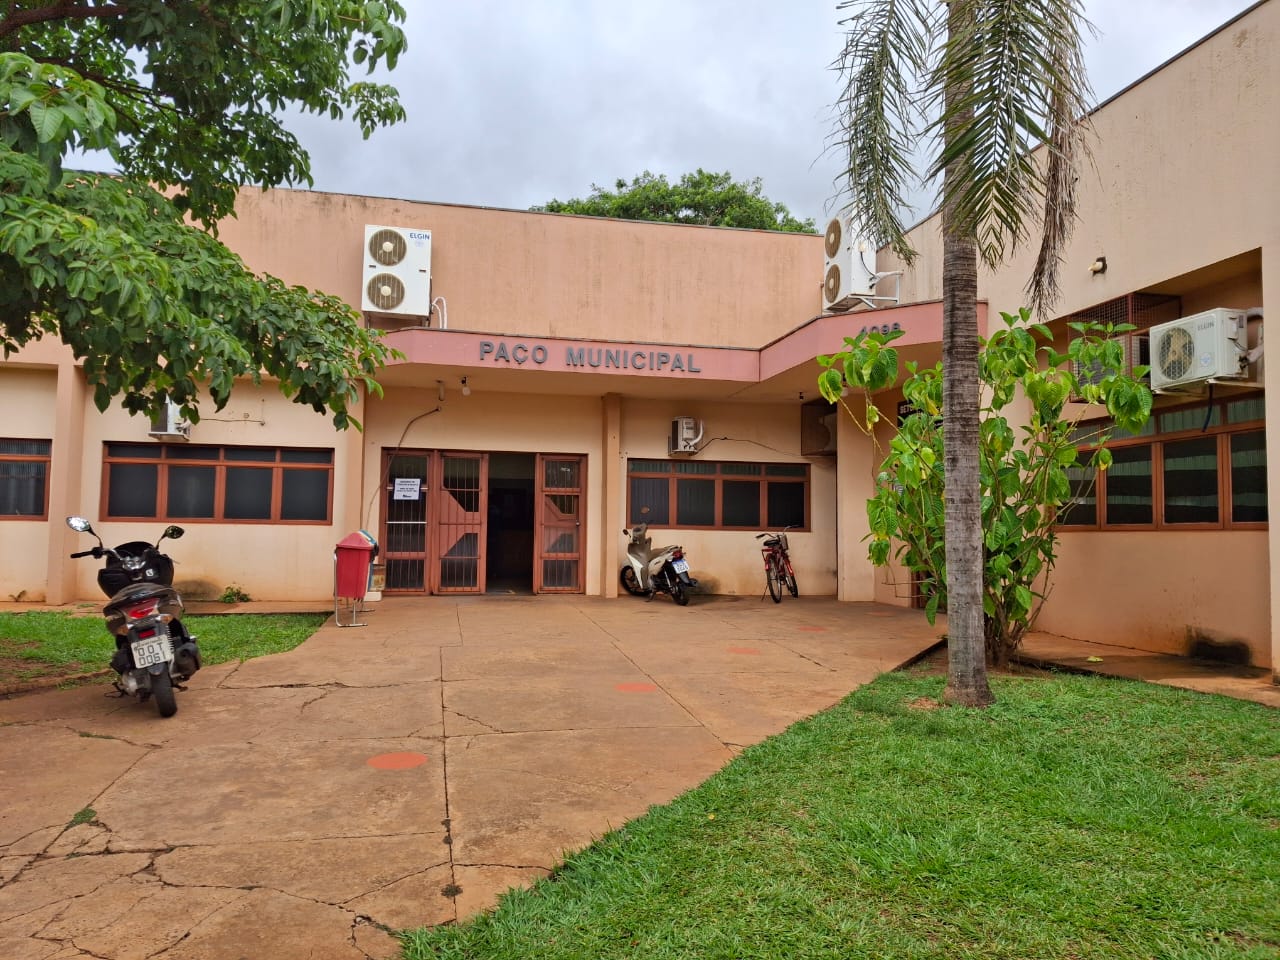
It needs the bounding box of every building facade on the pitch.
[1,1,1275,677]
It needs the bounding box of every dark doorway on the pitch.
[486,453,535,593]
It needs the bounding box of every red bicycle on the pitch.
[756,528,798,603]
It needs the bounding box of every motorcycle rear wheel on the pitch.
[620,566,645,596]
[766,557,783,603]
[151,671,177,718]
[670,577,690,606]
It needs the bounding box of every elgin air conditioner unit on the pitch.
[148,398,191,441]
[669,416,704,455]
[1148,308,1248,392]
[822,212,879,312]
[361,225,432,316]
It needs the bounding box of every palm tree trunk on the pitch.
[941,0,993,708]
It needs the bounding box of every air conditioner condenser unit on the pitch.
[1149,308,1248,392]
[822,213,878,312]
[148,398,191,441]
[361,225,432,316]
[669,416,704,455]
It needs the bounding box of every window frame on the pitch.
[1060,394,1265,532]
[0,438,52,520]
[625,459,811,532]
[101,443,334,524]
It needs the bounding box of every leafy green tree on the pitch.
[820,311,1152,665]
[832,0,1093,705]
[0,1,409,428]
[536,169,816,233]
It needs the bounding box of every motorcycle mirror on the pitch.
[66,516,94,534]
[161,525,185,541]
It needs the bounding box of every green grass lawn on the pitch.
[402,669,1280,960]
[0,610,327,684]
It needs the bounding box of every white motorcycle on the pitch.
[620,522,697,606]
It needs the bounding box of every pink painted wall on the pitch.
[219,189,826,349]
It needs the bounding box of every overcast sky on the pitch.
[254,2,1262,227]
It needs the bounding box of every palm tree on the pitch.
[833,0,1092,706]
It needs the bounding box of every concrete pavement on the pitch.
[0,595,943,960]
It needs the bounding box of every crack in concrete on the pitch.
[336,858,452,907]
[297,688,334,712]
[444,709,504,735]
[437,643,459,926]
[212,660,243,688]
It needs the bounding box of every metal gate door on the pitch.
[381,451,429,592]
[535,454,584,593]
[430,453,487,593]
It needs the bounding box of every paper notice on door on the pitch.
[393,478,422,500]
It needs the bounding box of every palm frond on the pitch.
[1025,11,1095,315]
[929,0,1093,275]
[832,0,939,263]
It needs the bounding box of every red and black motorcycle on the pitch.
[66,516,202,717]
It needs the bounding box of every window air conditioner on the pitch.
[361,225,433,317]
[669,416,703,456]
[1148,308,1248,392]
[148,398,191,441]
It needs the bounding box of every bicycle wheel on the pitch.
[785,564,799,598]
[766,556,783,603]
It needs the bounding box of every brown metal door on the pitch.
[380,450,430,593]
[430,453,487,593]
[535,455,584,593]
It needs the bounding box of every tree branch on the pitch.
[0,1,132,43]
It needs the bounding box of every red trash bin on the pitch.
[335,531,377,599]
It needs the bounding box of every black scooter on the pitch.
[66,517,201,717]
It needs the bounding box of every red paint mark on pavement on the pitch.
[616,682,658,693]
[367,752,429,770]
[728,647,761,655]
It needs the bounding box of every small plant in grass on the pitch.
[819,309,1152,665]
[68,807,95,827]
[217,584,252,603]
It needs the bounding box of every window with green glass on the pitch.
[1063,394,1265,531]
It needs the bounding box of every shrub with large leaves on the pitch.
[819,309,1152,664]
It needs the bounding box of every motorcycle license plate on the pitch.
[130,636,173,669]
[672,559,690,574]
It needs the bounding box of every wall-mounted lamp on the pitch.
[1089,255,1108,275]
[460,376,471,397]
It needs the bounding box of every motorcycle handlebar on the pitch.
[69,549,97,559]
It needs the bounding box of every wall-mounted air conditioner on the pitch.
[822,212,879,312]
[361,225,432,316]
[1149,308,1248,392]
[669,416,704,456]
[148,398,191,441]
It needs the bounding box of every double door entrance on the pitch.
[379,450,585,594]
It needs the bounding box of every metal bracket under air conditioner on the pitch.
[849,271,904,311]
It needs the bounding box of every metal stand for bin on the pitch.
[333,554,368,628]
